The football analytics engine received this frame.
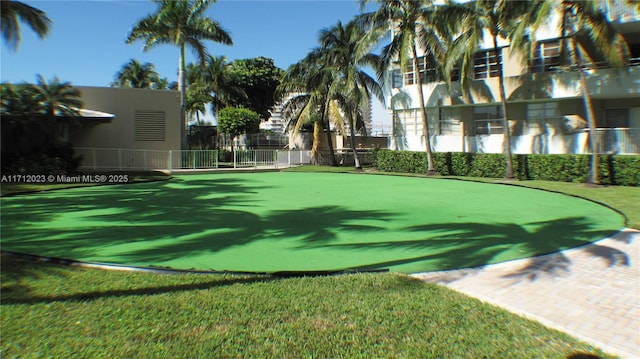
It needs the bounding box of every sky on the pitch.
[0,0,392,131]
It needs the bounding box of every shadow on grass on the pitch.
[1,175,391,269]
[316,217,626,279]
[0,255,274,305]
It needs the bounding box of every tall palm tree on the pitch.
[111,59,164,89]
[361,0,447,175]
[1,0,51,50]
[521,0,630,184]
[443,0,535,180]
[320,20,384,170]
[126,0,232,149]
[277,48,342,165]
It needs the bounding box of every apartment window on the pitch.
[474,49,501,80]
[391,69,402,88]
[530,40,561,73]
[527,102,561,134]
[439,108,461,135]
[474,106,503,135]
[402,56,438,85]
[135,111,166,141]
[603,108,629,128]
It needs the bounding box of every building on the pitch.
[70,86,181,151]
[388,2,640,155]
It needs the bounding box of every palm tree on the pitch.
[521,0,630,184]
[111,59,164,89]
[320,20,384,170]
[201,54,247,119]
[1,0,51,50]
[361,0,447,175]
[443,0,536,180]
[277,48,342,165]
[30,74,83,119]
[126,0,232,149]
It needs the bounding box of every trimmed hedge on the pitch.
[375,150,640,186]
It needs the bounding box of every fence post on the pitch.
[168,151,173,172]
[234,149,237,169]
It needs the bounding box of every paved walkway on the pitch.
[412,228,640,359]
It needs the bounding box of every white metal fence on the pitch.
[74,148,318,172]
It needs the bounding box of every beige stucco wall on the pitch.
[70,86,181,150]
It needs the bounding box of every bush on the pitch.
[375,150,639,186]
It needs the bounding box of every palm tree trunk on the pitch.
[493,35,515,180]
[179,45,188,150]
[349,111,362,170]
[412,45,437,175]
[566,17,600,185]
[311,121,321,165]
[322,96,338,166]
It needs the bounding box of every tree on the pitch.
[111,59,165,89]
[201,54,248,118]
[521,0,630,184]
[126,0,232,149]
[1,77,83,174]
[277,48,343,165]
[320,20,384,170]
[1,0,51,50]
[226,57,284,120]
[217,107,260,148]
[443,0,536,180]
[361,0,446,175]
[30,74,83,119]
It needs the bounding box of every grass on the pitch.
[1,255,614,358]
[1,171,623,273]
[1,166,633,357]
[284,166,639,229]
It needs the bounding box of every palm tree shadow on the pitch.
[314,217,622,278]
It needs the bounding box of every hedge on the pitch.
[375,150,640,186]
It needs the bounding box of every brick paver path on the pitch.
[413,229,640,359]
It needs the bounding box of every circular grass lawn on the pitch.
[1,172,624,274]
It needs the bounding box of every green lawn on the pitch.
[1,171,624,273]
[1,167,634,357]
[0,255,614,358]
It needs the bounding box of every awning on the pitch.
[77,108,115,120]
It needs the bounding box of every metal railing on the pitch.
[74,148,379,172]
[588,128,640,155]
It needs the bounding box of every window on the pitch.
[402,55,438,85]
[135,111,166,141]
[439,108,461,135]
[391,69,402,89]
[474,49,501,79]
[474,106,503,135]
[603,108,629,128]
[527,102,561,134]
[529,40,561,73]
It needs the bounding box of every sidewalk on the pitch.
[412,229,640,359]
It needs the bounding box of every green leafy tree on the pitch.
[30,74,83,119]
[1,0,51,50]
[126,0,232,148]
[361,0,446,175]
[226,57,284,120]
[521,0,630,184]
[319,20,384,170]
[277,48,343,165]
[111,59,165,89]
[443,0,537,180]
[217,107,260,147]
[202,54,248,118]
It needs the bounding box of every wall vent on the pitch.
[135,111,165,141]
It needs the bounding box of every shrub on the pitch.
[375,150,639,186]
